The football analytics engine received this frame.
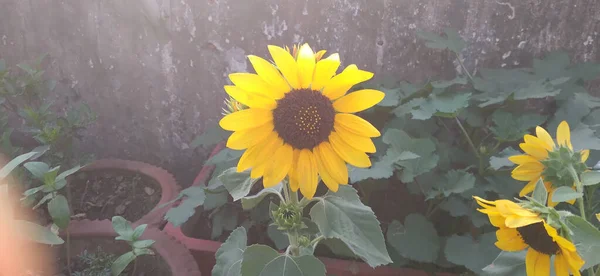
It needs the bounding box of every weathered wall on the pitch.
[0,0,599,185]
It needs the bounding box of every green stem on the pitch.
[567,165,594,276]
[282,179,300,256]
[455,52,475,83]
[455,117,479,159]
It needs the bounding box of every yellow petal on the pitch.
[314,142,348,185]
[333,89,385,113]
[524,135,553,151]
[534,250,551,276]
[296,43,316,89]
[495,228,528,251]
[504,216,543,228]
[333,123,376,153]
[335,113,381,137]
[489,214,506,228]
[226,123,274,150]
[518,179,538,197]
[263,144,293,188]
[322,65,374,100]
[509,155,541,165]
[224,85,277,110]
[562,249,585,274]
[519,143,549,160]
[288,149,301,192]
[557,121,573,150]
[297,149,319,199]
[237,133,281,172]
[247,55,290,93]
[314,148,340,192]
[581,149,590,162]
[536,126,556,149]
[329,132,371,168]
[597,213,600,223]
[496,200,539,217]
[312,54,341,91]
[555,254,570,276]
[268,45,300,89]
[250,161,268,179]
[219,109,273,131]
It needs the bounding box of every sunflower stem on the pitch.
[568,165,587,220]
[455,52,475,83]
[282,179,301,257]
[455,117,481,172]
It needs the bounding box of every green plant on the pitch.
[110,216,155,276]
[71,247,117,276]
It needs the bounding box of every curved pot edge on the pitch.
[78,159,181,227]
[65,219,201,276]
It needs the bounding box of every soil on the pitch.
[25,237,171,276]
[35,169,162,225]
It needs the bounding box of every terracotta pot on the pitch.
[64,219,201,276]
[77,159,180,227]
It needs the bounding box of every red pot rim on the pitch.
[65,219,201,276]
[78,159,180,227]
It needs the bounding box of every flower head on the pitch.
[219,43,384,199]
[474,196,584,276]
[509,121,589,206]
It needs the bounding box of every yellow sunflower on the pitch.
[509,121,590,206]
[219,43,384,199]
[474,196,584,276]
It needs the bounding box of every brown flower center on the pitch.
[517,222,560,255]
[272,89,335,150]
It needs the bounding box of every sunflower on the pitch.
[509,121,589,206]
[474,196,584,276]
[219,43,384,199]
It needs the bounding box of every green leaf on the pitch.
[165,195,205,227]
[0,151,38,179]
[430,170,476,199]
[417,28,466,53]
[241,184,282,210]
[431,77,467,88]
[565,215,600,269]
[531,178,548,205]
[33,192,54,209]
[48,195,70,229]
[133,248,154,256]
[211,206,239,239]
[489,147,520,170]
[219,168,259,201]
[550,186,582,203]
[444,232,500,273]
[439,196,470,217]
[582,171,600,186]
[386,214,440,263]
[56,165,81,181]
[267,224,289,250]
[111,252,136,276]
[512,79,560,100]
[133,239,155,248]
[241,245,326,276]
[112,216,134,239]
[548,94,590,131]
[397,153,439,183]
[309,185,391,267]
[23,162,50,179]
[132,224,147,240]
[377,87,401,107]
[204,189,229,210]
[570,124,600,150]
[398,92,471,120]
[13,220,64,245]
[190,125,229,149]
[206,149,244,166]
[490,110,547,142]
[482,251,526,276]
[212,227,247,276]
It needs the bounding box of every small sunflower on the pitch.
[509,121,589,206]
[474,196,584,276]
[219,43,384,199]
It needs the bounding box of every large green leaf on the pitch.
[206,149,244,166]
[550,186,582,203]
[512,79,561,100]
[489,147,520,170]
[211,205,239,239]
[582,171,600,186]
[444,232,500,273]
[417,28,466,54]
[570,124,600,151]
[212,227,247,276]
[23,162,50,179]
[0,151,38,179]
[111,252,136,276]
[267,224,289,250]
[13,220,64,245]
[482,251,526,276]
[395,92,471,120]
[218,168,259,201]
[241,245,326,276]
[241,184,282,210]
[48,195,70,229]
[548,93,590,131]
[429,170,476,199]
[566,215,600,269]
[439,196,470,217]
[490,110,546,142]
[386,214,440,263]
[309,185,391,267]
[165,195,205,227]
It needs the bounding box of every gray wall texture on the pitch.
[0,0,598,185]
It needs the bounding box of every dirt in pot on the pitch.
[25,237,171,276]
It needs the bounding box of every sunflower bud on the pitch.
[271,202,304,231]
[540,147,587,188]
[298,235,311,247]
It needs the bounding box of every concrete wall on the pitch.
[1,0,598,185]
